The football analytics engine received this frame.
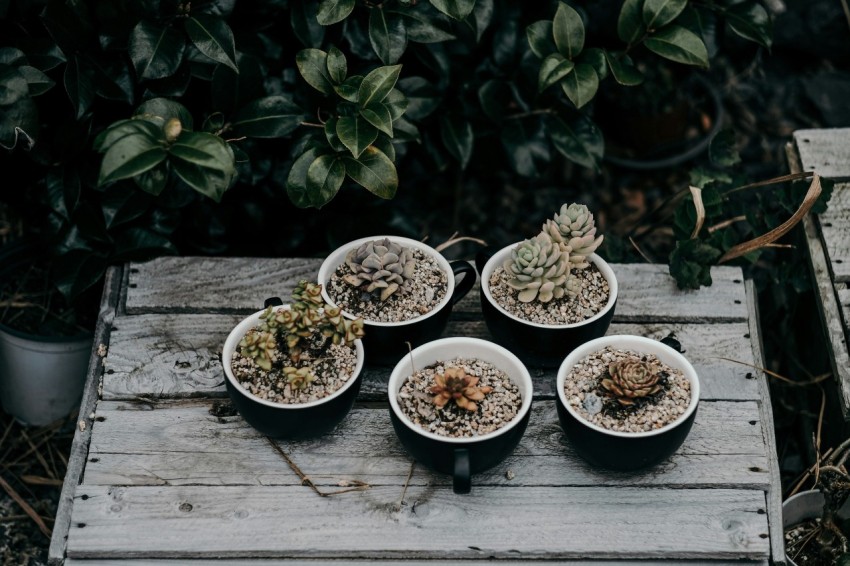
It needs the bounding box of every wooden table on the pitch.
[792,128,850,418]
[50,258,784,565]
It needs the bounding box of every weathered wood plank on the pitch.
[794,128,850,179]
[66,559,770,565]
[66,485,769,559]
[126,257,748,322]
[49,266,123,566]
[102,315,759,401]
[746,279,786,565]
[83,401,769,489]
[818,182,850,282]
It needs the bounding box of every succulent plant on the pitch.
[430,367,493,413]
[503,233,572,303]
[323,306,366,345]
[238,330,277,371]
[291,281,324,310]
[543,203,603,269]
[600,358,662,406]
[343,238,416,301]
[284,366,317,391]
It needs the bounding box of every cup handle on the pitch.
[474,246,497,275]
[453,448,471,494]
[449,261,477,307]
[264,297,283,308]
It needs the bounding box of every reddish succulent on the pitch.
[430,367,493,413]
[600,358,662,406]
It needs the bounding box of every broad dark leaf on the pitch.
[359,64,402,107]
[709,129,741,167]
[290,0,326,47]
[94,119,163,152]
[336,115,379,158]
[184,15,238,72]
[0,65,28,106]
[372,135,396,161]
[317,0,356,25]
[230,96,305,138]
[64,56,95,120]
[327,46,348,84]
[369,8,408,64]
[393,9,455,43]
[537,53,574,93]
[211,53,264,112]
[45,167,80,221]
[392,116,420,142]
[617,0,646,44]
[500,117,550,178]
[384,88,408,120]
[397,76,440,120]
[135,98,194,130]
[170,155,236,203]
[477,79,512,123]
[334,75,364,102]
[17,39,66,72]
[643,0,687,29]
[0,98,38,149]
[429,0,475,21]
[548,116,603,170]
[644,25,709,67]
[360,103,393,136]
[53,250,108,302]
[306,154,345,207]
[604,50,643,85]
[0,48,26,66]
[129,20,187,80]
[98,133,168,185]
[133,161,170,196]
[726,1,772,49]
[344,146,398,199]
[17,66,55,96]
[560,62,598,109]
[40,0,97,54]
[579,47,607,80]
[101,183,153,227]
[296,48,334,95]
[324,117,347,151]
[440,115,473,169]
[552,2,584,59]
[526,20,556,59]
[112,228,177,261]
[469,0,494,42]
[286,147,323,208]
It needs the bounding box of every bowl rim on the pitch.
[317,235,456,327]
[556,334,700,438]
[387,337,534,445]
[480,243,618,329]
[222,306,365,410]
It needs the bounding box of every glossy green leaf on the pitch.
[526,20,556,59]
[184,15,238,73]
[440,115,473,170]
[538,53,574,93]
[296,48,334,95]
[384,88,408,120]
[470,0,494,41]
[170,147,236,203]
[334,75,363,102]
[397,77,439,120]
[617,0,646,44]
[344,146,398,199]
[0,65,28,106]
[642,0,686,29]
[53,251,108,302]
[230,96,305,138]
[306,154,345,207]
[709,129,741,167]
[393,9,455,43]
[549,116,603,171]
[552,2,584,59]
[134,98,194,130]
[359,64,402,107]
[372,135,396,161]
[170,131,234,168]
[132,161,170,196]
[604,50,643,85]
[326,46,347,84]
[324,117,346,152]
[726,1,772,49]
[337,115,379,158]
[644,24,709,67]
[98,133,168,185]
[500,118,550,178]
[579,47,607,80]
[290,0,326,47]
[129,20,187,80]
[560,63,598,109]
[94,119,163,152]
[392,117,420,142]
[286,147,322,208]
[317,0,355,25]
[360,103,393,136]
[369,8,408,65]
[0,48,26,66]
[17,66,55,96]
[429,0,475,21]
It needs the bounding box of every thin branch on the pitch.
[434,235,487,253]
[713,356,831,386]
[708,215,747,234]
[299,121,324,128]
[396,461,415,512]
[0,474,51,538]
[266,437,369,497]
[628,236,655,264]
[503,108,556,121]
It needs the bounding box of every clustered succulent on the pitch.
[430,367,493,413]
[238,281,365,388]
[504,203,603,303]
[600,358,662,406]
[343,238,416,302]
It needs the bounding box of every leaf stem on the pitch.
[300,121,325,128]
[503,108,556,120]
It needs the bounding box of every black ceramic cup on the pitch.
[387,337,533,494]
[477,244,618,368]
[222,304,365,439]
[319,236,477,365]
[556,335,700,471]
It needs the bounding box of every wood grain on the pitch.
[66,559,769,565]
[794,129,850,180]
[818,182,850,282]
[83,401,770,489]
[101,315,759,401]
[67,485,769,560]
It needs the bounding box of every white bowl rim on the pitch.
[317,235,458,327]
[222,306,365,410]
[556,334,700,438]
[387,336,534,444]
[480,243,618,329]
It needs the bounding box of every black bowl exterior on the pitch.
[556,399,697,470]
[224,372,362,439]
[389,408,531,477]
[362,261,476,365]
[480,288,617,368]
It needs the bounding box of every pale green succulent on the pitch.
[503,233,570,303]
[543,203,603,269]
[343,238,416,301]
[238,330,277,371]
[284,366,317,391]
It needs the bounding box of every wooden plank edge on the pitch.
[745,279,786,566]
[65,560,770,566]
[790,141,850,418]
[48,265,123,566]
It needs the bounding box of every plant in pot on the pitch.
[477,202,617,367]
[556,334,700,471]
[222,281,366,439]
[387,337,533,494]
[318,236,477,365]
